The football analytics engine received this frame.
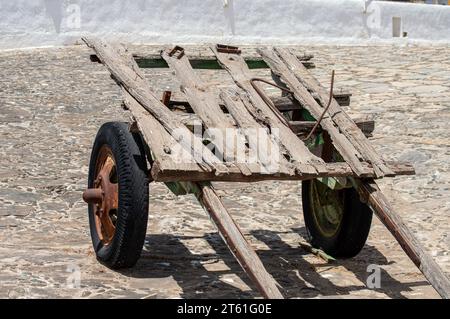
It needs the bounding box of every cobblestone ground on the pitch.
[0,43,449,299]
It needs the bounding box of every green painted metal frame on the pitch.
[134,57,314,70]
[135,57,270,69]
[91,53,314,70]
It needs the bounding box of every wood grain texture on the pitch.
[121,89,211,180]
[273,47,394,177]
[152,161,414,182]
[85,38,413,183]
[259,48,373,177]
[290,116,375,137]
[82,37,228,175]
[161,48,252,176]
[220,90,295,176]
[212,46,327,177]
[165,93,350,112]
[198,182,284,299]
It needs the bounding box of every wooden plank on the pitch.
[272,48,394,177]
[115,44,218,180]
[165,94,350,113]
[220,90,295,176]
[152,161,414,182]
[290,116,375,137]
[272,95,350,111]
[161,48,252,176]
[195,182,284,299]
[259,48,373,177]
[211,46,327,177]
[121,89,213,180]
[357,180,450,299]
[173,99,374,138]
[82,37,228,175]
[114,44,215,179]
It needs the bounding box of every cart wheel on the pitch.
[301,179,372,258]
[83,122,149,269]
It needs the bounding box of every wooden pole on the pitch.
[357,179,450,299]
[192,182,284,299]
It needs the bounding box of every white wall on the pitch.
[1,0,450,49]
[367,1,450,40]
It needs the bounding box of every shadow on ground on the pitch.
[119,228,428,299]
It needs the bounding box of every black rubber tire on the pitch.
[302,180,373,258]
[88,122,149,269]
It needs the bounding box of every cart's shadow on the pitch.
[120,233,257,299]
[252,228,428,299]
[121,229,429,299]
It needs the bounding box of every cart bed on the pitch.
[84,38,414,183]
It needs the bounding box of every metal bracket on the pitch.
[168,46,185,59]
[216,44,241,54]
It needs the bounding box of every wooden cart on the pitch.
[81,38,450,299]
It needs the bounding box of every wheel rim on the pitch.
[309,180,345,238]
[84,145,119,245]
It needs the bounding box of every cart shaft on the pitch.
[197,182,284,299]
[357,180,450,299]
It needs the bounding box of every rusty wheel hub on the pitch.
[83,146,118,245]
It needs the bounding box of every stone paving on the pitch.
[0,43,449,299]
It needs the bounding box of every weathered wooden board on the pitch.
[172,107,375,138]
[121,89,211,179]
[82,37,229,175]
[161,48,253,176]
[197,182,284,299]
[212,46,328,177]
[152,161,414,182]
[259,48,373,177]
[290,116,375,137]
[220,90,295,176]
[266,47,394,177]
[166,92,351,112]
